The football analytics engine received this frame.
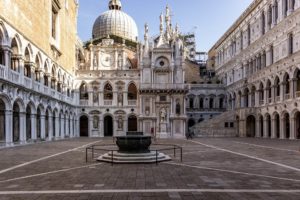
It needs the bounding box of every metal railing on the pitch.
[86,143,183,166]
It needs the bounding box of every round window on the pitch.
[159,61,165,67]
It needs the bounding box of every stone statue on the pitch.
[93,116,99,129]
[118,91,123,105]
[160,108,167,123]
[118,116,123,130]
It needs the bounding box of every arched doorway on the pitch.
[128,115,138,132]
[0,99,5,142]
[36,107,41,139]
[295,111,300,139]
[13,102,20,143]
[80,115,89,137]
[259,115,264,137]
[265,114,271,138]
[188,119,195,130]
[274,113,280,138]
[104,116,113,137]
[283,113,290,139]
[246,115,256,137]
[26,106,31,141]
[45,109,49,138]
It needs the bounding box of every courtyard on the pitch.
[0,138,298,199]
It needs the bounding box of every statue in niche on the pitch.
[93,92,99,103]
[93,116,99,129]
[118,116,123,130]
[160,108,167,123]
[118,54,122,69]
[176,100,181,115]
[117,91,123,105]
[93,55,98,69]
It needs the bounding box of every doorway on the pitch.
[80,116,89,137]
[104,116,113,136]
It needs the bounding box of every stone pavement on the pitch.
[0,137,299,199]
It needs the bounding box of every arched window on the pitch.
[209,98,214,109]
[93,86,99,103]
[10,37,20,71]
[189,97,194,109]
[79,83,88,100]
[44,63,48,86]
[51,66,56,89]
[274,77,280,100]
[104,83,113,100]
[35,55,41,82]
[128,83,137,100]
[24,48,31,78]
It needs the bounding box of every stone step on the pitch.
[97,152,171,164]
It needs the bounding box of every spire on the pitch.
[109,0,122,10]
[144,23,149,58]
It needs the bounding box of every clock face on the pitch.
[100,52,114,67]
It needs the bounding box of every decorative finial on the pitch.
[144,23,149,40]
[109,0,122,10]
[160,12,164,34]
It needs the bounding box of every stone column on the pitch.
[55,116,60,138]
[5,110,13,146]
[280,117,285,139]
[31,114,37,140]
[290,78,296,99]
[61,115,65,138]
[48,114,53,141]
[271,118,276,138]
[40,115,45,139]
[290,117,296,140]
[19,112,26,144]
[280,83,285,101]
[271,86,275,103]
[263,119,269,138]
[256,118,261,138]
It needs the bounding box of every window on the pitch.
[247,24,251,46]
[104,83,113,100]
[261,12,265,35]
[288,33,294,55]
[80,83,88,100]
[270,45,274,65]
[52,0,61,39]
[160,96,166,102]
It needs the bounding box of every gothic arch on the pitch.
[10,34,22,55]
[0,22,9,45]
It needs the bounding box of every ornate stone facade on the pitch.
[210,0,300,139]
[0,0,79,146]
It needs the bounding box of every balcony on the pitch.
[128,100,137,106]
[24,77,32,89]
[80,100,89,106]
[284,93,290,100]
[104,100,113,106]
[259,100,264,105]
[296,91,300,98]
[8,70,20,84]
[275,96,280,102]
[140,83,187,90]
[268,98,272,104]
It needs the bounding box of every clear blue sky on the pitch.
[78,0,253,52]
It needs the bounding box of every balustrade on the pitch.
[128,100,137,106]
[104,100,113,106]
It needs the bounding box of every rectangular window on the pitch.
[288,33,294,55]
[51,0,61,39]
[52,8,58,39]
[225,122,229,128]
[160,96,167,102]
[230,122,234,128]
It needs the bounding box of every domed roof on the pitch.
[92,0,138,42]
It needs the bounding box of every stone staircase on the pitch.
[192,111,237,138]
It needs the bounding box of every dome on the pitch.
[92,0,138,42]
